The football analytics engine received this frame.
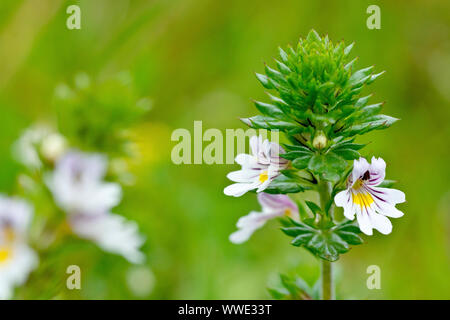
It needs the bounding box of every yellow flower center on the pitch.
[259,170,269,183]
[0,246,12,263]
[352,179,364,190]
[4,227,15,242]
[284,208,293,218]
[352,192,374,209]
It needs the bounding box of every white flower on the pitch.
[13,124,67,169]
[46,151,121,214]
[47,151,145,264]
[0,196,38,300]
[229,193,299,244]
[334,157,406,236]
[69,213,145,264]
[224,136,289,197]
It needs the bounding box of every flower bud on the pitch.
[41,133,67,164]
[312,131,327,149]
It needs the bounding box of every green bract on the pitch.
[243,29,397,183]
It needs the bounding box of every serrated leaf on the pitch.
[305,201,322,215]
[282,218,364,261]
[308,153,347,181]
[278,47,289,63]
[344,42,354,56]
[256,73,275,89]
[292,156,312,169]
[367,71,385,84]
[355,95,372,108]
[264,174,308,194]
[332,148,360,160]
[344,114,399,136]
[349,66,374,86]
[254,101,286,119]
[276,59,291,74]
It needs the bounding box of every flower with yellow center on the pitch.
[229,193,299,244]
[224,136,289,197]
[0,195,38,299]
[334,157,406,235]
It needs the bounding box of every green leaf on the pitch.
[292,155,313,169]
[333,221,364,245]
[268,287,289,300]
[332,148,360,160]
[308,153,347,181]
[278,47,289,63]
[367,71,385,84]
[255,72,275,89]
[269,274,313,300]
[344,42,354,56]
[254,101,286,119]
[282,219,363,261]
[344,114,399,136]
[264,174,308,194]
[377,179,396,188]
[305,201,322,215]
[349,66,374,86]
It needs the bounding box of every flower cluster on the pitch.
[223,30,406,299]
[0,72,149,299]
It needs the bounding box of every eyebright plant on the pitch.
[224,30,406,300]
[1,72,149,299]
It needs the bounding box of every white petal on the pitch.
[368,157,386,186]
[226,169,259,183]
[249,136,260,156]
[229,228,255,244]
[335,190,355,220]
[0,244,38,300]
[258,193,297,213]
[230,211,278,244]
[352,157,370,182]
[235,154,263,168]
[256,178,271,193]
[356,209,373,235]
[369,213,393,235]
[224,182,256,197]
[372,187,406,205]
[374,200,404,218]
[71,214,145,264]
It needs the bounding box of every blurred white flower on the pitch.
[229,193,299,244]
[0,195,38,300]
[224,136,289,197]
[47,151,145,264]
[47,152,121,214]
[13,124,67,169]
[334,157,406,235]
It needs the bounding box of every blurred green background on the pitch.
[0,0,449,299]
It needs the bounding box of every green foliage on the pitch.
[268,273,318,300]
[53,72,150,156]
[243,29,398,183]
[263,173,310,194]
[281,219,363,262]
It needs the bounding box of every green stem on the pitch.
[318,179,335,300]
[321,260,334,300]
